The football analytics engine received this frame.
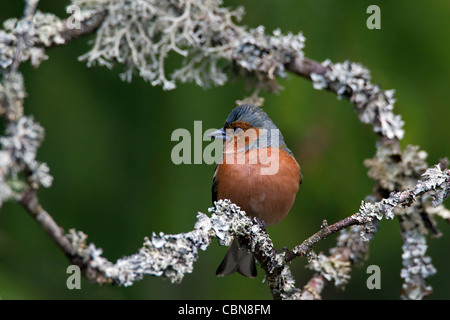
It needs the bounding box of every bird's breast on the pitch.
[215,147,301,226]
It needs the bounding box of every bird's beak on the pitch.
[207,128,227,141]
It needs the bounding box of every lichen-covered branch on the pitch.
[0,0,449,300]
[21,197,301,300]
[283,35,447,300]
[17,165,450,299]
[284,216,360,262]
[0,1,53,206]
[282,165,450,289]
[1,0,306,91]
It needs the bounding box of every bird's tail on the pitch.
[216,239,257,278]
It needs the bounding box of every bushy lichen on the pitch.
[0,11,65,70]
[72,0,305,90]
[63,200,302,299]
[306,252,351,288]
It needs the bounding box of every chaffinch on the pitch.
[208,104,301,278]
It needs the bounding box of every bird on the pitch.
[208,104,301,278]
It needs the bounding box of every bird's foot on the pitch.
[254,217,266,231]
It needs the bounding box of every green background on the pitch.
[0,0,449,300]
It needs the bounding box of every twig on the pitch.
[8,0,40,77]
[56,10,107,46]
[284,215,360,262]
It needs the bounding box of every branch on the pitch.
[8,0,40,76]
[57,10,107,45]
[20,188,73,255]
[281,164,450,286]
[19,195,302,299]
[0,0,449,300]
[17,163,450,299]
[0,7,106,71]
[299,275,326,300]
[284,216,359,262]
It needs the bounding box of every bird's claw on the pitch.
[253,217,266,231]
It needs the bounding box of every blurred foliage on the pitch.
[0,0,449,300]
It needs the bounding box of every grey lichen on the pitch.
[0,149,14,203]
[67,212,214,285]
[65,199,299,298]
[74,0,244,90]
[0,0,448,300]
[0,59,53,199]
[363,141,448,299]
[424,198,450,223]
[0,115,53,200]
[335,224,373,264]
[0,11,66,70]
[309,164,449,292]
[358,164,449,222]
[306,252,351,288]
[1,0,306,91]
[311,60,404,140]
[365,164,449,299]
[232,26,305,82]
[266,265,301,300]
[400,229,436,300]
[391,160,449,237]
[212,201,300,299]
[397,165,449,299]
[1,116,44,166]
[364,143,429,191]
[73,0,305,90]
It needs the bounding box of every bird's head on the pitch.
[208,104,292,154]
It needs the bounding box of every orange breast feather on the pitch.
[216,148,300,226]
